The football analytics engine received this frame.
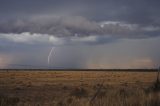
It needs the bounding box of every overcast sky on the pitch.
[0,0,160,69]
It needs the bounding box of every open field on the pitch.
[0,70,160,106]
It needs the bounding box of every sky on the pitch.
[0,0,160,69]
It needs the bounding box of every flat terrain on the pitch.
[0,70,159,106]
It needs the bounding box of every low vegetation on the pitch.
[0,71,159,106]
[0,95,19,106]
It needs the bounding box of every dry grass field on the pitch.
[0,70,159,106]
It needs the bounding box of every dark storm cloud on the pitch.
[0,16,100,37]
[0,16,160,39]
[1,0,160,24]
[82,0,160,26]
[0,0,160,40]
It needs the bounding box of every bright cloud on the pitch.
[0,32,114,46]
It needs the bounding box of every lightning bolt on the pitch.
[48,47,54,66]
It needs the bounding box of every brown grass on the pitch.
[0,70,159,106]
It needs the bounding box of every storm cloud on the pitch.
[0,16,160,41]
[0,0,160,41]
[0,0,160,69]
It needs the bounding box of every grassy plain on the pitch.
[0,70,159,106]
